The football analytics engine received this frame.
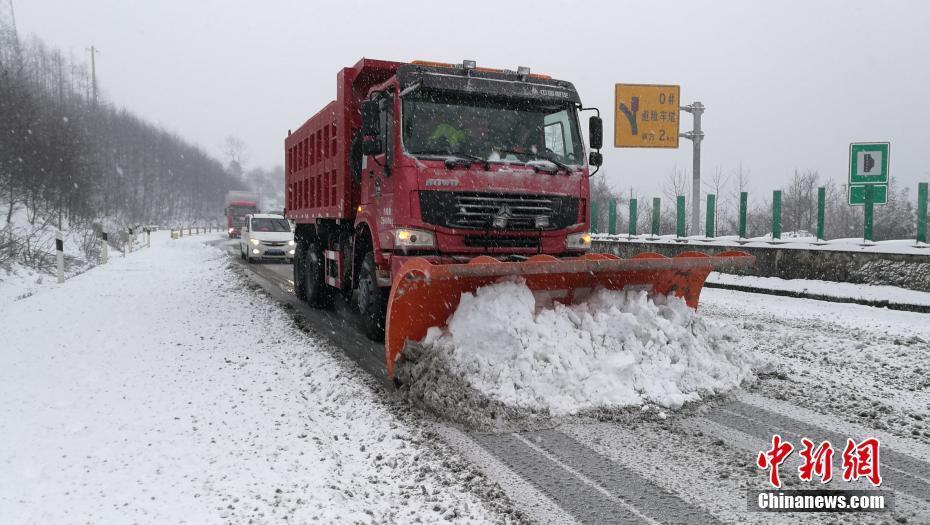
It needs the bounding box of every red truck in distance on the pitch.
[284,58,603,341]
[225,190,260,238]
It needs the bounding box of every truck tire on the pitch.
[357,251,388,340]
[304,241,333,308]
[293,244,307,300]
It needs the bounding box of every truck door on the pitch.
[363,92,395,206]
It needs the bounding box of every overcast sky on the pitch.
[16,0,930,198]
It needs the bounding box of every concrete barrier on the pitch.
[593,240,930,293]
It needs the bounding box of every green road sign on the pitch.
[848,142,889,205]
[849,184,888,206]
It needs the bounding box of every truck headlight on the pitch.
[228,228,234,233]
[566,232,591,250]
[395,228,435,248]
[288,240,296,246]
[250,238,260,246]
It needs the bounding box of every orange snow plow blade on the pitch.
[384,251,754,379]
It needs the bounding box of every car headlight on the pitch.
[565,232,591,250]
[228,228,234,233]
[288,240,296,246]
[394,228,435,248]
[250,238,260,246]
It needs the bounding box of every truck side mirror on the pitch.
[588,116,603,150]
[361,100,383,155]
[589,151,603,167]
[361,100,380,139]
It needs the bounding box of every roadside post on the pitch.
[817,187,826,241]
[772,190,782,240]
[590,201,599,233]
[676,196,686,238]
[128,227,133,253]
[101,232,108,264]
[917,182,927,245]
[629,198,638,236]
[864,185,875,242]
[608,198,617,235]
[705,194,716,238]
[651,197,661,238]
[738,192,748,239]
[56,231,64,283]
[146,228,151,248]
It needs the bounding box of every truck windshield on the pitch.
[228,205,256,227]
[402,93,584,167]
[250,218,291,232]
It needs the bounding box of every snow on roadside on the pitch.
[410,280,760,417]
[0,232,498,524]
[707,272,930,306]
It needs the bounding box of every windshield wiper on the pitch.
[495,148,571,174]
[410,150,490,171]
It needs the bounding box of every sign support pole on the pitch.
[680,102,704,236]
[864,185,875,242]
[590,201,599,233]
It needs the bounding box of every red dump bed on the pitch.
[284,58,403,223]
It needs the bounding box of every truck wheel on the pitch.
[294,244,307,300]
[357,251,388,340]
[304,242,333,308]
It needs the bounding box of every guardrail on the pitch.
[170,224,220,239]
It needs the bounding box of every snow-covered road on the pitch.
[4,231,930,524]
[0,232,505,523]
[230,242,930,523]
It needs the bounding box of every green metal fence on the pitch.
[591,182,928,244]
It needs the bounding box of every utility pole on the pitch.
[680,101,705,236]
[87,45,100,106]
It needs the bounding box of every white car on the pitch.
[239,214,295,264]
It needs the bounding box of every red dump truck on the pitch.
[284,58,751,379]
[225,191,260,238]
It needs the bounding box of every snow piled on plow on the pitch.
[404,279,758,419]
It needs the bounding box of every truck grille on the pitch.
[463,236,540,249]
[419,191,578,231]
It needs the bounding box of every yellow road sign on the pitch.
[614,84,681,148]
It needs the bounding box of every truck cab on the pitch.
[357,62,600,280]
